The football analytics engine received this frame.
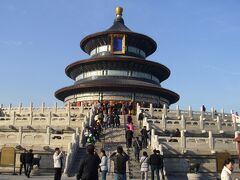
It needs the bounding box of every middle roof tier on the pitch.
[65,56,170,83]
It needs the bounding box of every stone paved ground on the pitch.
[0,173,70,180]
[0,174,188,180]
[0,173,126,180]
[0,173,115,180]
[2,172,230,180]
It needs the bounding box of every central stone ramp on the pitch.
[97,115,128,179]
[127,115,154,179]
[127,115,142,179]
[66,115,155,179]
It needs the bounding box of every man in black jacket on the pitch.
[141,126,149,149]
[76,144,101,180]
[149,149,164,180]
[156,150,165,180]
[19,149,27,175]
[138,110,144,128]
[110,146,129,180]
[25,149,34,178]
[126,128,133,148]
[133,137,142,162]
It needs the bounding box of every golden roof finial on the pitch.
[115,6,123,17]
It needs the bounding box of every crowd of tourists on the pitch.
[75,144,166,180]
[19,139,236,180]
[83,101,135,145]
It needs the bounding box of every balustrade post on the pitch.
[79,122,85,147]
[67,111,71,126]
[143,117,147,127]
[63,144,71,174]
[12,111,16,125]
[80,104,83,114]
[75,127,79,135]
[154,135,158,149]
[158,144,163,155]
[233,116,238,131]
[217,116,223,133]
[163,104,167,117]
[208,131,215,153]
[84,116,88,127]
[46,127,51,145]
[200,106,205,119]
[146,122,150,131]
[136,103,140,117]
[55,102,58,113]
[47,112,52,126]
[29,102,33,125]
[181,115,186,131]
[18,126,23,145]
[149,103,153,117]
[199,115,204,132]
[41,102,45,114]
[188,106,193,120]
[235,131,239,139]
[29,102,33,112]
[211,107,215,119]
[221,108,225,120]
[176,105,181,119]
[67,101,70,113]
[89,110,93,127]
[8,103,12,114]
[180,130,186,153]
[161,114,166,131]
[87,111,91,118]
[71,133,77,146]
[19,102,22,114]
[151,129,155,148]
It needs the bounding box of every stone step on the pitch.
[95,117,128,179]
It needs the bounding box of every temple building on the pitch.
[0,7,239,179]
[55,7,179,107]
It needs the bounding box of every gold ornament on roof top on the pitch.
[115,6,123,17]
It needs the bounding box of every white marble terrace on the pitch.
[0,103,92,151]
[136,103,239,155]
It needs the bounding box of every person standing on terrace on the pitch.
[202,105,206,112]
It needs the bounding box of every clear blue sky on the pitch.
[0,0,240,112]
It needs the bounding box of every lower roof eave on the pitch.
[55,84,179,105]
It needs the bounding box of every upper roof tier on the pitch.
[80,7,157,58]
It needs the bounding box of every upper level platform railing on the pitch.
[0,103,93,128]
[136,103,234,122]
